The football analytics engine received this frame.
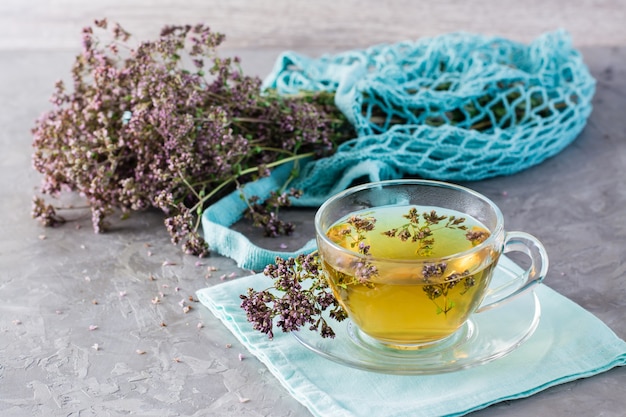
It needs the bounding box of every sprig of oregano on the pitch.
[240,253,347,339]
[382,209,469,256]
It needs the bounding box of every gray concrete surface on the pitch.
[2,1,626,416]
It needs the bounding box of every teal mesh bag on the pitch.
[203,30,595,270]
[264,29,595,205]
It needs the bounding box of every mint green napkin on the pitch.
[196,258,626,417]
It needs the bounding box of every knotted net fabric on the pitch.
[263,30,595,206]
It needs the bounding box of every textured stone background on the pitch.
[1,1,625,416]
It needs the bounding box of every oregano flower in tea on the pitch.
[382,209,469,256]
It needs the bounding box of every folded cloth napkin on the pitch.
[196,257,626,417]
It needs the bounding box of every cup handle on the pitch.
[475,231,549,313]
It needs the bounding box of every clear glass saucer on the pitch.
[292,260,542,375]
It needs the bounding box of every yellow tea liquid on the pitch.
[323,205,498,345]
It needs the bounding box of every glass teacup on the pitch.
[314,179,548,349]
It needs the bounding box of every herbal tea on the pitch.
[242,179,547,346]
[322,205,498,345]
